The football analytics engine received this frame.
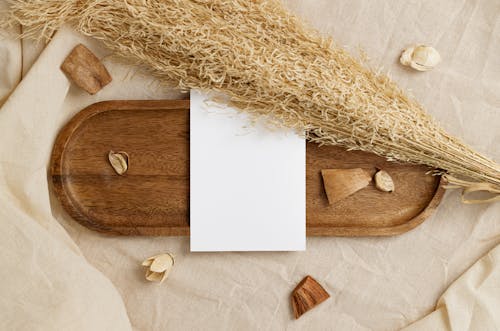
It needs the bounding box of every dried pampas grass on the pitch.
[3,0,500,199]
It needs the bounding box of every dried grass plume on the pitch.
[3,0,500,200]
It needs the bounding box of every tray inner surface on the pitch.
[51,100,443,236]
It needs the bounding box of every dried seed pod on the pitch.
[142,253,175,283]
[291,275,330,319]
[400,45,441,71]
[108,151,129,175]
[374,170,395,192]
[321,168,372,204]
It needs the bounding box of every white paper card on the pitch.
[190,90,305,251]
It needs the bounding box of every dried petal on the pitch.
[108,151,129,175]
[374,170,395,192]
[142,253,175,283]
[145,270,164,282]
[400,45,441,71]
[141,258,154,267]
[150,253,174,273]
[160,269,171,283]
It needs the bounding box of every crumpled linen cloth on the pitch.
[0,0,499,330]
[402,244,500,330]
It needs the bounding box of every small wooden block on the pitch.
[291,275,330,319]
[61,44,112,94]
[321,168,372,204]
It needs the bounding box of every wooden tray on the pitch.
[50,100,444,236]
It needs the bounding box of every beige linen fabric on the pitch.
[0,1,499,330]
[0,2,20,104]
[402,244,500,330]
[0,26,132,331]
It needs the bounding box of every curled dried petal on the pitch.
[108,151,129,175]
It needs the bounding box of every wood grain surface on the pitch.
[50,100,444,236]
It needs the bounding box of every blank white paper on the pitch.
[190,90,305,252]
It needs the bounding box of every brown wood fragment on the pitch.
[321,168,371,204]
[291,275,330,319]
[60,44,112,94]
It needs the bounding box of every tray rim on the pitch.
[50,99,445,237]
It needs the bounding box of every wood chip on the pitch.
[291,275,330,319]
[321,168,372,204]
[61,44,112,94]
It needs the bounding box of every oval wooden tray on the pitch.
[50,100,444,236]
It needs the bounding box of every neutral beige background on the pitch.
[1,1,499,330]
